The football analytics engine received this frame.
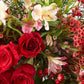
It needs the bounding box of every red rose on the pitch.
[0,41,21,73]
[11,64,36,84]
[0,68,14,84]
[0,74,9,84]
[19,32,43,58]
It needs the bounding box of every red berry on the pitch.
[44,68,48,76]
[77,0,80,1]
[38,70,43,76]
[72,9,75,12]
[75,7,79,10]
[77,77,84,81]
[81,0,84,3]
[57,74,64,82]
[72,13,77,17]
[55,79,60,84]
[76,10,82,16]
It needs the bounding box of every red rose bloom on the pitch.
[0,74,9,84]
[11,64,36,84]
[0,68,14,84]
[0,41,21,73]
[19,32,43,58]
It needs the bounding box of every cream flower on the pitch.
[0,0,8,25]
[32,3,59,21]
[24,0,32,10]
[41,4,58,21]
[32,3,59,30]
[32,4,41,21]
[46,34,53,46]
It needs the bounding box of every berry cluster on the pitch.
[38,68,48,78]
[38,69,64,84]
[77,0,84,3]
[72,7,82,17]
[77,77,84,84]
[69,17,84,57]
[69,16,82,33]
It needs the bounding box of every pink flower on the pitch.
[62,17,67,24]
[22,19,34,33]
[48,56,67,74]
[79,69,84,76]
[22,18,42,33]
[34,19,43,31]
[64,41,68,45]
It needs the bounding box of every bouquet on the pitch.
[0,0,84,84]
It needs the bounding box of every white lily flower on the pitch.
[32,3,59,30]
[0,0,8,25]
[32,4,41,21]
[44,20,49,30]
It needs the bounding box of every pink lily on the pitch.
[22,19,42,33]
[34,19,43,31]
[22,19,34,33]
[48,56,67,74]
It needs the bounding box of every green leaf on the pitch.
[34,0,44,6]
[27,58,34,65]
[70,47,81,51]
[55,0,63,7]
[6,29,10,37]
[42,79,55,84]
[8,19,22,36]
[34,71,42,84]
[28,10,32,20]
[49,0,55,4]
[45,0,49,5]
[55,30,62,36]
[64,0,77,14]
[41,32,47,37]
[31,0,34,2]
[49,21,59,27]
[71,73,77,79]
[61,44,81,51]
[61,44,70,48]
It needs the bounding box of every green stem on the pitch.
[8,20,22,36]
[41,30,56,37]
[45,0,49,5]
[40,51,49,57]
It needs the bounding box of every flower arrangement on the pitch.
[0,0,84,84]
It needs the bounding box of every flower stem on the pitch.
[45,0,49,5]
[8,20,22,36]
[40,51,49,57]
